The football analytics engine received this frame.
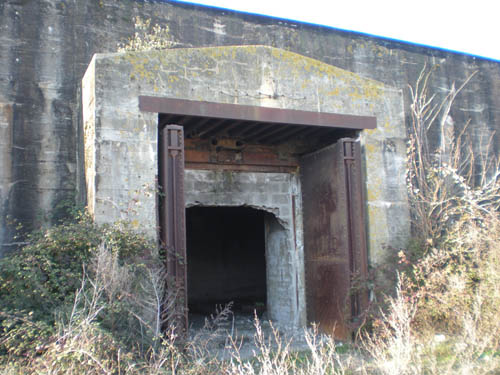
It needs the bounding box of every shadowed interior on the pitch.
[186,206,267,317]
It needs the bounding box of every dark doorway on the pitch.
[186,206,267,321]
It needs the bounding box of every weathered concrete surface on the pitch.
[84,46,407,271]
[0,103,13,253]
[1,0,499,256]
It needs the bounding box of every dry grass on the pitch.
[2,221,499,374]
[360,65,500,374]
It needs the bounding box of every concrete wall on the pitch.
[83,46,407,269]
[1,0,499,256]
[0,103,13,251]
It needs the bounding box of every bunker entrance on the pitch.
[155,101,372,337]
[186,206,267,325]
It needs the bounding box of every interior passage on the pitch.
[186,206,267,316]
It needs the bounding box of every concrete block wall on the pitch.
[184,169,306,328]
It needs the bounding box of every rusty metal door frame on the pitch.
[146,97,374,338]
[342,140,369,325]
[158,125,188,336]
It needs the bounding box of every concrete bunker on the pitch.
[83,45,409,338]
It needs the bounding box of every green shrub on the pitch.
[0,214,156,360]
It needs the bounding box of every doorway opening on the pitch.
[186,206,267,326]
[154,102,370,336]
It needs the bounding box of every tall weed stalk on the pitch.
[365,65,500,374]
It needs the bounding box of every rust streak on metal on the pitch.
[159,125,188,338]
[300,138,369,340]
[343,141,357,319]
[343,140,369,328]
[292,194,297,251]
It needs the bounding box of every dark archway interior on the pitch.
[186,206,267,318]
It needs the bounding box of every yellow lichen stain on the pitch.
[117,45,388,103]
[370,44,390,57]
[367,188,380,201]
[365,128,378,136]
[348,80,383,101]
[123,51,164,83]
[267,46,389,101]
[327,88,340,96]
[364,142,378,155]
[367,206,387,246]
[347,44,353,54]
[270,47,336,76]
[366,174,383,201]
[348,88,362,100]
[361,82,383,100]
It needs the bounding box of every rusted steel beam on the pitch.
[183,117,211,136]
[140,96,376,129]
[251,123,296,143]
[237,123,276,139]
[185,162,297,173]
[194,120,225,138]
[227,122,261,137]
[269,125,310,144]
[184,138,299,167]
[184,148,299,167]
[159,125,188,338]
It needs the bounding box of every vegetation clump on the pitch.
[118,17,176,52]
[0,214,159,362]
[362,66,500,374]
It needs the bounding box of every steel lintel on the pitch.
[140,96,376,130]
